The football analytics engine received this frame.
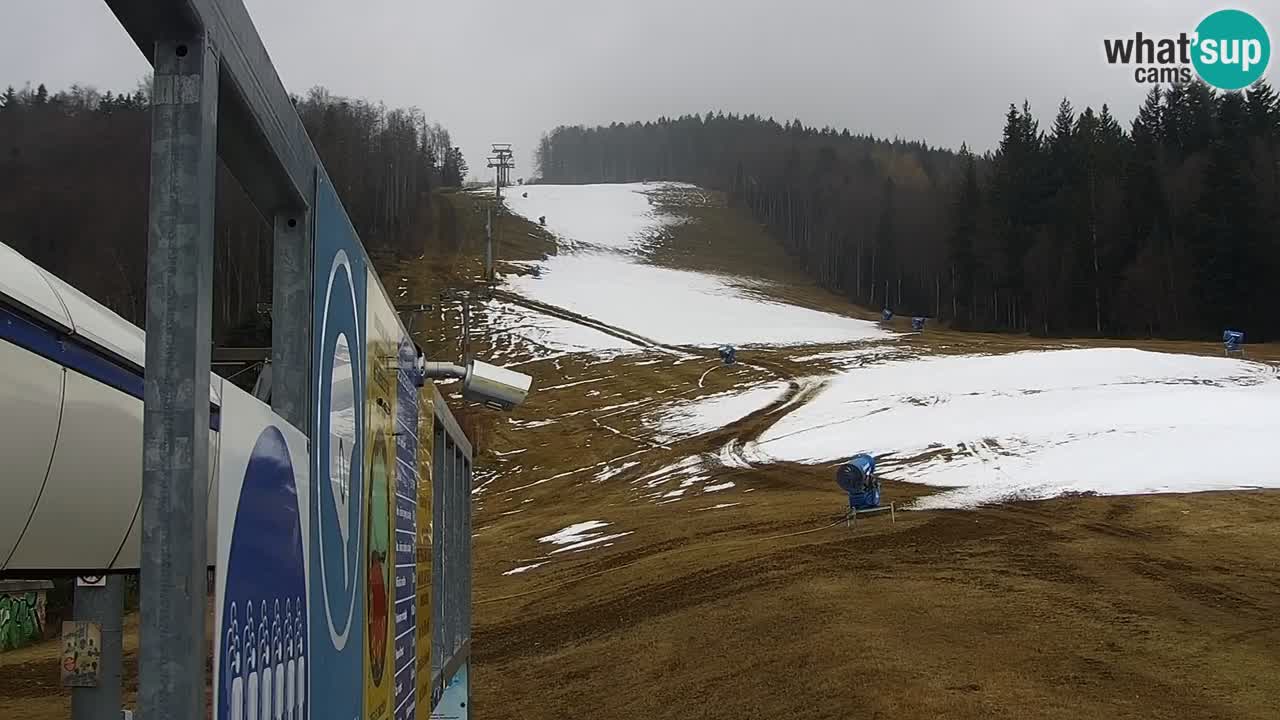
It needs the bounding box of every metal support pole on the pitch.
[71,575,126,720]
[140,33,218,720]
[461,300,472,368]
[484,206,493,283]
[272,210,312,430]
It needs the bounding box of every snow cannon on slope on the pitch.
[719,345,737,365]
[911,317,926,331]
[836,454,880,510]
[881,308,894,324]
[1223,329,1244,355]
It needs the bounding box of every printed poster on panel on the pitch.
[213,383,311,720]
[363,275,398,720]
[393,335,420,720]
[310,177,367,720]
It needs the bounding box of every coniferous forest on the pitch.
[0,82,466,343]
[536,81,1280,340]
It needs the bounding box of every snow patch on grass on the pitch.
[648,381,790,443]
[758,348,1280,508]
[503,562,547,576]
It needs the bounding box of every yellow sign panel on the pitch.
[364,278,398,720]
[414,393,435,720]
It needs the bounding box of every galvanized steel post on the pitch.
[140,33,218,720]
[272,210,312,430]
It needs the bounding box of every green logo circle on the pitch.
[1192,9,1271,90]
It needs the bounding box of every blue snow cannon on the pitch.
[719,345,737,365]
[1223,330,1244,354]
[911,316,925,331]
[836,454,880,510]
[881,308,894,324]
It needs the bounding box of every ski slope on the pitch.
[753,348,1280,508]
[501,183,888,348]
[497,182,1280,509]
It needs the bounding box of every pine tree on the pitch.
[948,144,980,326]
[442,146,467,187]
[1245,81,1279,138]
[1191,91,1256,331]
[1125,87,1169,322]
[1182,80,1218,155]
[873,177,897,309]
[1131,86,1163,145]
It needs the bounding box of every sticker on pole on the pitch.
[61,621,102,687]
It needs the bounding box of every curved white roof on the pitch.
[0,241,219,404]
[0,242,73,331]
[41,271,146,370]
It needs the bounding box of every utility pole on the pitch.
[485,144,514,284]
[484,207,493,285]
[441,287,492,368]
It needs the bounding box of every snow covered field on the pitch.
[754,348,1280,508]
[481,299,636,359]
[494,182,1280,510]
[502,183,888,348]
[646,380,790,443]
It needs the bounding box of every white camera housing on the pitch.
[463,360,533,411]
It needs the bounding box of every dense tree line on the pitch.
[0,82,466,343]
[536,81,1280,340]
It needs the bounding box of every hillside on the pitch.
[536,86,1280,341]
[421,183,1280,719]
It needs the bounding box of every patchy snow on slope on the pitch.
[503,562,547,576]
[537,521,634,554]
[791,344,909,366]
[637,456,703,488]
[482,300,637,358]
[647,381,790,443]
[538,521,610,545]
[502,183,889,348]
[595,460,642,483]
[757,348,1280,508]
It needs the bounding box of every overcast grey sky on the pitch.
[1,0,1274,180]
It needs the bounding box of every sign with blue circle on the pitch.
[310,177,369,720]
